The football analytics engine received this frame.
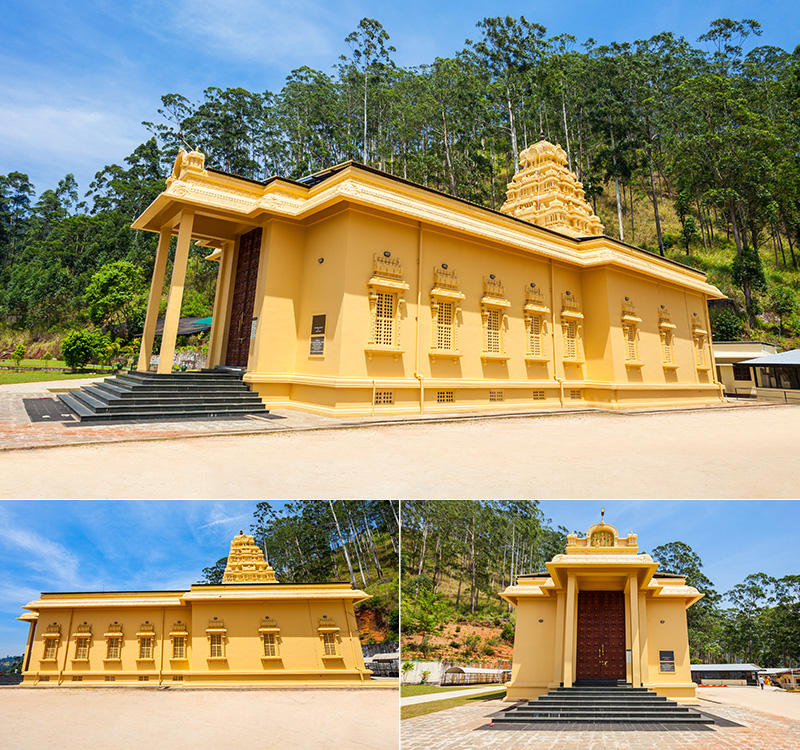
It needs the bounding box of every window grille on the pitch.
[436,301,454,350]
[661,330,674,363]
[71,676,82,682]
[373,390,394,405]
[374,292,396,346]
[570,390,582,400]
[75,638,90,660]
[210,633,224,658]
[624,324,638,361]
[262,633,277,657]
[528,315,543,356]
[489,390,504,402]
[43,640,58,660]
[106,639,121,660]
[139,638,153,660]
[564,321,577,358]
[139,675,149,682]
[437,390,454,404]
[172,637,186,660]
[322,632,337,656]
[733,364,751,381]
[485,309,501,353]
[532,390,545,401]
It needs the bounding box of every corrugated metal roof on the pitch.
[739,349,800,366]
[690,664,762,671]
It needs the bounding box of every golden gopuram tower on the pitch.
[501,136,604,238]
[222,531,277,583]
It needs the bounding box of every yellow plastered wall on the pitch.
[645,596,696,701]
[505,596,559,701]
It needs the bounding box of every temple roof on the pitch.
[222,531,278,584]
[501,137,604,238]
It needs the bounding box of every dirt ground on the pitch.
[1,405,798,498]
[1,686,398,750]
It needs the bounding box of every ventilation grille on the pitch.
[489,390,504,402]
[374,390,394,405]
[437,390,454,404]
[532,390,546,401]
[570,390,582,400]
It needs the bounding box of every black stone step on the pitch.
[57,371,268,423]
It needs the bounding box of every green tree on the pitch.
[199,557,228,584]
[61,329,101,370]
[767,286,796,332]
[84,260,147,336]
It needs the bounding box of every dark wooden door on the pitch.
[225,228,262,367]
[576,591,626,681]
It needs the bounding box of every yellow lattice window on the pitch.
[374,390,394,405]
[139,675,149,682]
[106,638,121,660]
[374,292,396,346]
[139,638,153,660]
[172,637,186,660]
[694,335,705,367]
[661,330,674,364]
[105,675,115,682]
[262,633,278,657]
[437,390,454,403]
[173,675,183,682]
[436,301,454,350]
[564,321,577,358]
[322,632,337,656]
[570,389,582,400]
[527,315,543,357]
[624,323,638,362]
[485,309,501,353]
[209,633,224,658]
[74,638,90,660]
[532,390,545,401]
[43,640,58,660]
[489,390,504,402]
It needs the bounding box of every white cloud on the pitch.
[0,524,83,590]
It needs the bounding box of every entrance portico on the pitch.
[501,518,702,703]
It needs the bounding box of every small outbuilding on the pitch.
[690,663,761,686]
[738,349,800,403]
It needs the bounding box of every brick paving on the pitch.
[401,697,800,749]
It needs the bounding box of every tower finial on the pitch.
[601,508,605,523]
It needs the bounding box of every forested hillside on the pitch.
[2,16,799,355]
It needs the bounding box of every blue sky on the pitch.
[2,500,798,657]
[1,0,796,197]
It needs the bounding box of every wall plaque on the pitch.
[310,336,325,356]
[660,662,676,672]
[659,651,674,662]
[250,317,258,340]
[311,314,326,336]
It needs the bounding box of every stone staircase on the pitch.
[58,369,269,423]
[493,683,713,725]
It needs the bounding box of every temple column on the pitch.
[206,241,233,368]
[157,210,194,374]
[629,573,642,686]
[552,589,566,687]
[137,227,172,372]
[563,574,577,687]
[638,589,650,685]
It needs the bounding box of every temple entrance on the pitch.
[576,591,626,681]
[225,228,262,367]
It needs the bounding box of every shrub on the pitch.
[501,621,515,642]
[12,344,26,367]
[61,330,101,370]
[449,640,461,649]
[710,308,744,341]
[482,644,495,656]
[463,633,481,654]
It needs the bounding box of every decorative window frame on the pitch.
[258,618,281,661]
[136,621,156,662]
[169,621,189,661]
[366,254,409,361]
[104,622,123,662]
[658,306,678,369]
[41,623,61,663]
[206,618,227,660]
[621,299,643,368]
[72,622,92,662]
[317,616,341,659]
[481,277,511,363]
[560,293,584,364]
[524,285,549,364]
[691,313,710,371]
[429,266,464,362]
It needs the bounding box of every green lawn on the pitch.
[401,689,506,720]
[0,371,107,386]
[401,684,496,698]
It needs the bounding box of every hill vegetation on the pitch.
[2,16,799,357]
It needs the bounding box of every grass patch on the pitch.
[401,689,506,720]
[401,684,497,698]
[0,372,106,386]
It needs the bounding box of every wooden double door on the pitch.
[225,228,262,367]
[575,590,626,681]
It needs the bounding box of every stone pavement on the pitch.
[401,695,800,750]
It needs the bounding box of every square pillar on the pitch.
[563,574,577,687]
[137,227,172,371]
[638,590,650,685]
[551,589,566,687]
[157,210,194,374]
[207,241,234,368]
[629,573,641,686]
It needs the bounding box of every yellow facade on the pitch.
[133,146,725,416]
[501,519,702,703]
[18,534,372,687]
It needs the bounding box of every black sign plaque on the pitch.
[311,314,326,336]
[310,336,325,356]
[659,651,674,662]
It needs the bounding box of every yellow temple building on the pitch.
[500,516,702,703]
[132,139,725,416]
[18,533,373,686]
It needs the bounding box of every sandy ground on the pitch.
[699,686,800,721]
[1,405,799,498]
[1,686,398,750]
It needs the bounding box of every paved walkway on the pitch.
[402,685,505,705]
[699,686,800,721]
[401,693,800,750]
